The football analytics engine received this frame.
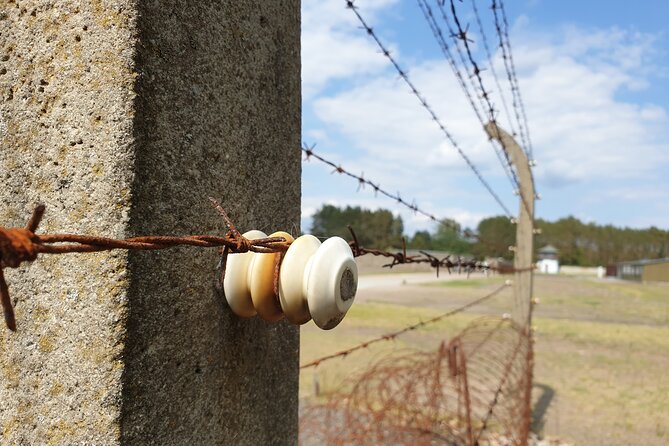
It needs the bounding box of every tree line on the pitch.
[310,205,669,266]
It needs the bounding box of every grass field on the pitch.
[300,274,669,446]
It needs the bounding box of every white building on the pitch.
[536,245,560,274]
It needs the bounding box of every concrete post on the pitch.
[1,1,301,445]
[485,121,535,446]
[484,122,534,328]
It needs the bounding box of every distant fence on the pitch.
[297,1,537,444]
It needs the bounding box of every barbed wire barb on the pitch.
[344,0,513,218]
[0,202,294,331]
[300,283,511,369]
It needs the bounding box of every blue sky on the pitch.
[301,0,669,234]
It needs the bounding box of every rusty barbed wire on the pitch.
[344,0,513,218]
[346,225,531,277]
[416,0,526,216]
[0,199,292,331]
[1,200,522,331]
[499,0,534,162]
[302,144,523,256]
[347,226,534,278]
[470,0,518,139]
[303,143,447,226]
[299,282,510,370]
[491,0,533,162]
[438,0,535,218]
[299,316,532,445]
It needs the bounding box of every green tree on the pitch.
[473,216,515,259]
[313,207,669,265]
[408,230,432,250]
[311,205,404,249]
[431,219,471,254]
[533,216,669,266]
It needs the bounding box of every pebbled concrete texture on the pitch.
[1,0,301,444]
[1,1,137,444]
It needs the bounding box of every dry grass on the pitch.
[300,274,669,445]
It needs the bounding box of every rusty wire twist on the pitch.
[0,200,519,332]
[0,199,293,331]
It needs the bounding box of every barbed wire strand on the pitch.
[415,0,522,201]
[491,0,529,159]
[499,0,535,162]
[418,0,527,219]
[303,144,443,224]
[439,0,517,176]
[470,0,518,139]
[302,144,520,256]
[345,0,513,218]
[346,225,533,277]
[415,0,487,125]
[0,201,293,331]
[300,281,510,369]
[441,0,535,218]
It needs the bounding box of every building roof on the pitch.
[538,244,558,254]
[617,257,669,267]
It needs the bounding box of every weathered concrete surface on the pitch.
[1,1,137,444]
[122,1,301,445]
[1,1,300,444]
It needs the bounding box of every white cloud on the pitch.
[513,29,669,185]
[603,186,669,202]
[310,18,669,187]
[301,0,399,98]
[314,61,493,171]
[301,2,669,231]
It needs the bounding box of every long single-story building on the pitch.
[616,258,669,282]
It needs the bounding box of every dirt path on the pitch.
[357,271,479,290]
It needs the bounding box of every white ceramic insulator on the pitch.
[279,234,321,325]
[249,231,293,322]
[223,230,267,318]
[306,237,358,330]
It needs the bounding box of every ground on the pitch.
[300,268,669,446]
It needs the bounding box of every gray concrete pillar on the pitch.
[1,1,301,444]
